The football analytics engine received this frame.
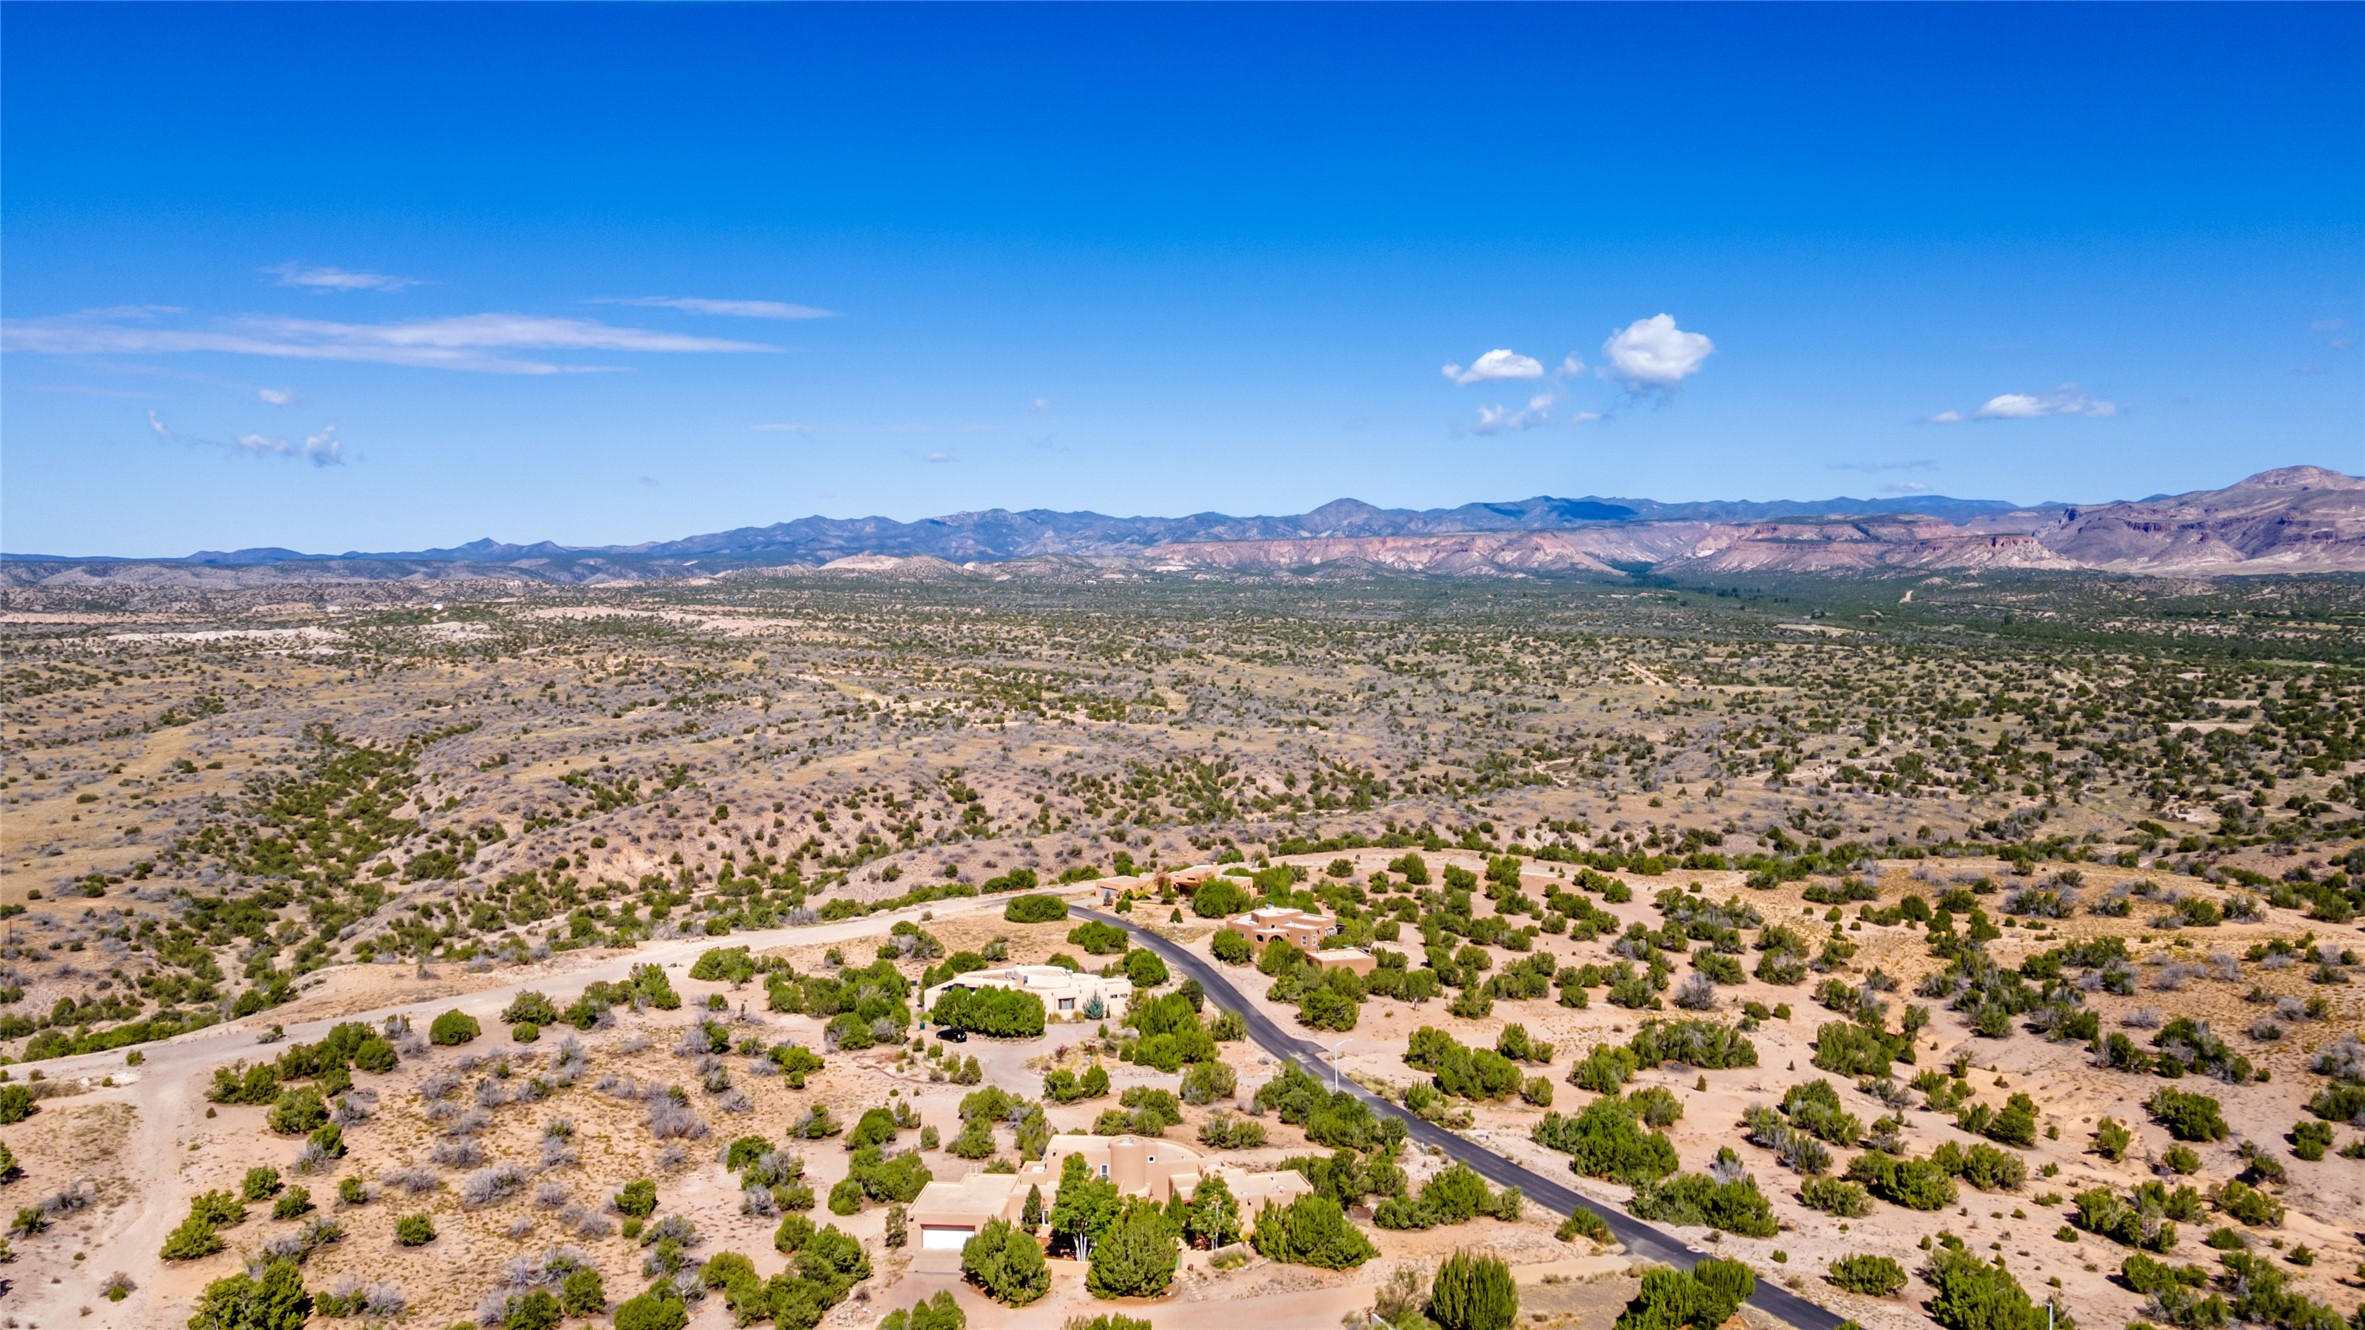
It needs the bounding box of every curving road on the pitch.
[1071,906,1848,1330]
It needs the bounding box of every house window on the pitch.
[1058,998,1074,1011]
[1100,1165,1109,1178]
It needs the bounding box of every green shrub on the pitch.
[961,1218,1049,1305]
[1194,880,1252,918]
[1068,921,1129,955]
[1628,1170,1779,1237]
[1211,929,1252,965]
[1800,1176,1872,1217]
[241,1166,283,1201]
[611,1289,689,1330]
[1531,1098,1678,1185]
[1812,1022,1901,1077]
[266,1088,329,1135]
[429,1010,481,1046]
[1249,1194,1377,1269]
[2147,1087,2228,1142]
[1086,1197,1181,1298]
[932,986,1046,1038]
[2093,1117,2132,1161]
[1004,894,1069,923]
[615,1178,658,1218]
[271,1187,314,1221]
[1612,1258,1754,1330]
[1844,1152,1958,1211]
[1829,1254,1907,1296]
[1430,1248,1520,1330]
[160,1214,224,1261]
[1926,1247,2051,1330]
[0,1085,38,1124]
[395,1213,436,1246]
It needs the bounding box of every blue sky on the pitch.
[3,3,2358,557]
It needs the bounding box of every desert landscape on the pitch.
[1,559,2360,1330]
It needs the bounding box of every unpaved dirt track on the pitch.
[10,891,1012,1327]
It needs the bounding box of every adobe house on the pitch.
[920,963,1135,1022]
[908,1133,1311,1252]
[1218,904,1340,952]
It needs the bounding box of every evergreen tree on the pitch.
[1430,1249,1519,1330]
[1049,1153,1121,1260]
[1086,1198,1181,1299]
[1179,1174,1242,1249]
[960,1219,1049,1306]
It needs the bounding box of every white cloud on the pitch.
[602,296,834,320]
[1030,397,1050,413]
[1442,349,1545,385]
[752,422,814,433]
[1880,481,1932,495]
[1471,392,1556,435]
[257,387,295,406]
[147,411,341,466]
[1555,354,1585,379]
[1601,314,1714,391]
[4,307,776,374]
[1568,410,1603,425]
[924,450,953,464]
[266,263,418,293]
[1929,383,2118,423]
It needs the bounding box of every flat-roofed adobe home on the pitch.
[1219,904,1340,952]
[918,963,1134,1022]
[908,1133,1311,1251]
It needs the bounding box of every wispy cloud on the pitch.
[1600,314,1714,392]
[1880,480,1932,495]
[257,387,295,406]
[601,296,834,320]
[1554,354,1586,379]
[1030,396,1051,413]
[1928,384,2117,423]
[265,263,419,293]
[147,410,343,466]
[1442,349,1544,385]
[751,421,815,434]
[4,307,776,374]
[1470,392,1556,435]
[923,450,953,464]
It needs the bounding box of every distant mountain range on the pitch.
[7,467,2361,587]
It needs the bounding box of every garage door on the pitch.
[920,1225,972,1250]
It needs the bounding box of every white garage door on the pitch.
[920,1225,972,1250]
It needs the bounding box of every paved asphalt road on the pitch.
[1072,906,1849,1330]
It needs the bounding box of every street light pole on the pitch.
[1324,1037,1349,1092]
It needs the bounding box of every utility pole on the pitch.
[1324,1037,1349,1092]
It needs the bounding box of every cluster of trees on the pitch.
[204,1020,398,1106]
[1004,893,1069,923]
[1248,1193,1377,1269]
[704,1222,872,1329]
[1612,1257,1755,1330]
[1372,1163,1523,1231]
[1531,1091,1681,1185]
[1626,1156,1778,1238]
[928,986,1045,1038]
